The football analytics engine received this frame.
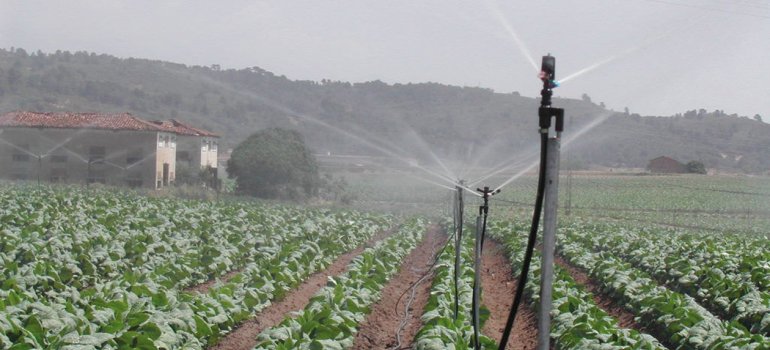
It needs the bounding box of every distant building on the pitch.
[149,119,219,182]
[647,156,686,174]
[0,111,218,188]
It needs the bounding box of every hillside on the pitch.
[0,48,768,173]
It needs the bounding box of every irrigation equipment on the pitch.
[498,54,565,350]
[469,186,500,348]
[446,55,565,350]
[453,180,465,320]
[476,186,500,252]
[450,179,500,348]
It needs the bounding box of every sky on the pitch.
[0,0,768,118]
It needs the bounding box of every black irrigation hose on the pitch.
[498,132,548,350]
[480,205,489,254]
[393,231,454,317]
[471,214,482,350]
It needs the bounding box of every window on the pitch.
[158,136,164,148]
[170,136,176,149]
[50,155,68,163]
[201,139,208,151]
[211,141,218,152]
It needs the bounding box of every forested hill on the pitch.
[0,48,768,173]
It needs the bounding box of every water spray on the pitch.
[224,85,460,187]
[484,0,539,72]
[499,54,565,350]
[558,13,708,85]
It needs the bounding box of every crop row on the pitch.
[253,218,427,349]
[494,176,770,236]
[563,220,770,335]
[0,187,347,294]
[0,187,391,349]
[488,221,665,350]
[557,225,770,349]
[413,223,495,350]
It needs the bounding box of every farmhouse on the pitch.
[647,156,686,174]
[0,111,218,188]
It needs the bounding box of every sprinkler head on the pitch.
[541,55,555,81]
[540,55,559,89]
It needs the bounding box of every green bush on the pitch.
[227,128,320,200]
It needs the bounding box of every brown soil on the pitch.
[208,227,396,350]
[554,255,644,331]
[482,239,538,350]
[185,269,243,294]
[350,224,446,350]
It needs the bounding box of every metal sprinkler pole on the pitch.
[535,54,564,350]
[37,155,42,186]
[472,186,499,348]
[454,182,464,320]
[565,116,574,216]
[87,158,93,189]
[537,137,560,350]
[472,213,482,349]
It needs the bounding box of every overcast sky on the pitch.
[1,0,768,118]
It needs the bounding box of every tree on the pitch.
[754,114,763,123]
[686,160,707,174]
[227,128,320,200]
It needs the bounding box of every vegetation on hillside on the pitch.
[1,48,768,172]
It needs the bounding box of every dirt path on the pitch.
[482,239,538,350]
[554,255,646,331]
[350,224,446,350]
[208,227,396,350]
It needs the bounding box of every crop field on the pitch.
[2,173,769,349]
[0,186,393,349]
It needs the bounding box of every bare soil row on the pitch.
[207,227,396,350]
[350,225,445,350]
[482,240,539,350]
[189,226,622,350]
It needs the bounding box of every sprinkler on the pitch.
[538,54,564,135]
[476,186,500,251]
[471,185,500,349]
[499,54,565,350]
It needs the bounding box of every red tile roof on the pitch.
[149,119,219,137]
[0,111,218,137]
